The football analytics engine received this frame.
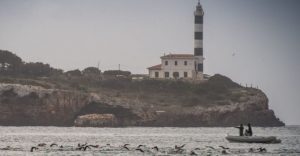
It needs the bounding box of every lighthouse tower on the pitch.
[194,0,204,79]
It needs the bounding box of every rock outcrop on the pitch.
[0,74,285,127]
[0,83,91,126]
[74,114,118,127]
[0,83,140,126]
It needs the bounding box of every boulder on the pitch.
[74,114,118,127]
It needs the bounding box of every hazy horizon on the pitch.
[1,0,300,125]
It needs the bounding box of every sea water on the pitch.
[0,126,299,155]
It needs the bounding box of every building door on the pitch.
[155,72,159,78]
[164,72,169,78]
[184,72,188,78]
[173,72,179,79]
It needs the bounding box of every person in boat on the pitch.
[245,123,253,136]
[234,124,244,136]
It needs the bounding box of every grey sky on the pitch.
[0,0,300,125]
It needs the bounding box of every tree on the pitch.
[65,69,82,77]
[103,70,131,77]
[0,50,23,72]
[19,62,52,77]
[0,50,63,77]
[82,67,101,75]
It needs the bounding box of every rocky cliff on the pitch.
[0,83,90,126]
[0,74,284,127]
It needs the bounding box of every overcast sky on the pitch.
[0,0,300,125]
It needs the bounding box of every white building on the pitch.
[148,54,202,79]
[148,1,204,80]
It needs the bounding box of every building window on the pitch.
[175,61,178,66]
[184,61,187,66]
[173,72,179,79]
[164,72,169,78]
[155,72,159,78]
[184,72,188,78]
[165,61,168,66]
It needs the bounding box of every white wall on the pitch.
[195,24,203,32]
[149,70,163,78]
[161,58,195,78]
[149,57,204,79]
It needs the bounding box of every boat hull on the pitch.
[226,135,281,144]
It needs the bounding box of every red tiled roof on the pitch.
[160,54,195,59]
[147,64,162,70]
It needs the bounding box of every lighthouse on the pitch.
[147,1,206,80]
[194,0,204,79]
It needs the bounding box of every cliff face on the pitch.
[0,84,91,126]
[0,84,140,126]
[134,86,284,127]
[0,74,284,127]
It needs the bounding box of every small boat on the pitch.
[226,135,281,144]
